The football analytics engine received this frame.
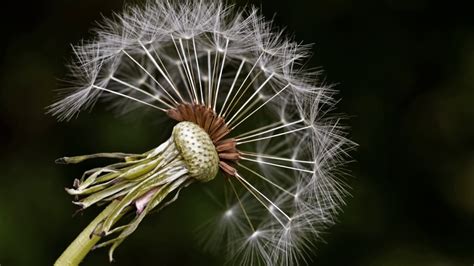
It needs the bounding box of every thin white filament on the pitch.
[235,172,292,224]
[240,151,315,165]
[218,58,246,117]
[238,163,296,197]
[228,178,255,232]
[136,40,184,103]
[222,53,263,117]
[110,76,174,109]
[207,50,212,107]
[91,85,166,112]
[170,36,195,102]
[236,125,311,145]
[122,49,179,105]
[213,38,229,111]
[240,156,314,174]
[192,36,205,105]
[227,73,275,124]
[234,173,288,228]
[235,118,303,141]
[178,38,199,102]
[230,83,292,130]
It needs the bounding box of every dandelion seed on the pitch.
[50,1,355,265]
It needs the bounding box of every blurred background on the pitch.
[0,0,473,265]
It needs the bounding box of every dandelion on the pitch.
[50,1,354,265]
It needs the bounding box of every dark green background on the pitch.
[1,0,473,265]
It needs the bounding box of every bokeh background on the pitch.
[1,0,473,265]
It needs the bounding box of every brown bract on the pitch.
[167,103,239,176]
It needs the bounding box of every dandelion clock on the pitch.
[50,1,355,265]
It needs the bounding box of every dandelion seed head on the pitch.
[50,0,355,265]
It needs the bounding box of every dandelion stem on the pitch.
[54,200,120,266]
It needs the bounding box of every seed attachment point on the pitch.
[173,121,219,182]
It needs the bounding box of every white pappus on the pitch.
[49,1,355,265]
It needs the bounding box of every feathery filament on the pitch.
[50,1,355,265]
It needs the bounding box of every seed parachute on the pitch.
[50,1,355,265]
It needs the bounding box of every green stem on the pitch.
[54,201,120,266]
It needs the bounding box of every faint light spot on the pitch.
[268,205,275,213]
[224,209,233,217]
[250,230,260,239]
[138,76,147,85]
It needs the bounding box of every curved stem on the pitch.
[54,201,120,266]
